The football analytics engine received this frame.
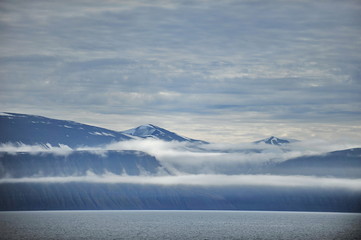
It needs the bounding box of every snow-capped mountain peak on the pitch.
[122,124,159,136]
[255,136,291,146]
[121,124,207,143]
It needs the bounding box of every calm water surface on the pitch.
[0,210,360,240]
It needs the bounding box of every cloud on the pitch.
[0,143,73,156]
[1,139,360,190]
[74,138,360,174]
[2,138,360,175]
[0,0,361,143]
[76,139,282,174]
[1,173,360,191]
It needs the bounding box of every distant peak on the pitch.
[267,136,280,141]
[135,124,161,131]
[138,124,152,128]
[145,124,157,128]
[255,136,290,146]
[136,124,159,128]
[121,124,207,143]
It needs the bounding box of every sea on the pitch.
[0,210,360,240]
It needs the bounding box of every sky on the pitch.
[0,0,361,143]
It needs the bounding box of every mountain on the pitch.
[121,124,208,143]
[267,148,361,178]
[0,112,132,148]
[1,112,360,212]
[254,136,291,145]
[0,113,207,147]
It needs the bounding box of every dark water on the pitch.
[0,210,360,240]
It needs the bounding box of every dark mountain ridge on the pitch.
[0,112,131,148]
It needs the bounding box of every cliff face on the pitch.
[1,183,360,212]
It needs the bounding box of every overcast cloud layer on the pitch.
[1,0,361,143]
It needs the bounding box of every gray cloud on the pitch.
[0,142,73,156]
[1,0,361,143]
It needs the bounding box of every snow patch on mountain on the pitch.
[89,131,115,137]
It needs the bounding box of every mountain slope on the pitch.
[0,112,132,148]
[268,148,361,178]
[1,183,360,212]
[122,124,208,143]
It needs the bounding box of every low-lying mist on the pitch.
[1,139,360,192]
[2,138,359,174]
[1,173,360,191]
